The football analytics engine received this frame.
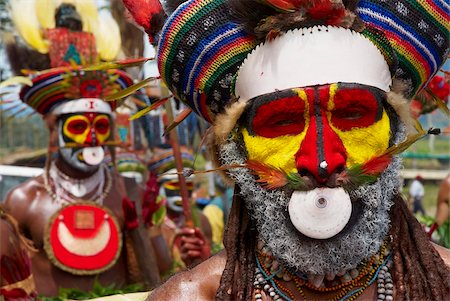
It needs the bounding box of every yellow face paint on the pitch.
[92,114,111,144]
[62,113,111,146]
[327,84,391,167]
[242,89,309,174]
[63,115,90,145]
[241,83,391,178]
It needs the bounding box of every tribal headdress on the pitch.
[153,0,448,123]
[147,146,195,180]
[19,68,133,116]
[4,0,134,117]
[126,1,449,300]
[2,0,136,174]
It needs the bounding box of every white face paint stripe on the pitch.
[51,98,112,115]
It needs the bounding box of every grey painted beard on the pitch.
[219,129,404,276]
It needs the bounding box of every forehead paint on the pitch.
[242,83,391,178]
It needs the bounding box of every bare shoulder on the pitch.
[147,251,227,301]
[433,243,450,268]
[3,176,44,216]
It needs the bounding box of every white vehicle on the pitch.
[0,165,43,201]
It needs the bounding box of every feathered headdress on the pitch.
[10,0,121,62]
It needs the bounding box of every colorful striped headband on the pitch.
[157,0,257,122]
[357,0,449,98]
[20,67,133,115]
[147,147,195,176]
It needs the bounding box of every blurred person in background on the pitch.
[1,0,168,296]
[147,147,212,270]
[408,175,426,215]
[202,177,233,250]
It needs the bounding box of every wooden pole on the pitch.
[164,100,193,227]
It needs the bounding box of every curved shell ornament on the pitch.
[82,147,105,165]
[288,188,352,239]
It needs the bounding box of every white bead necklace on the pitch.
[43,162,112,206]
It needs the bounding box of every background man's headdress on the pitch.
[147,146,194,180]
[19,68,133,116]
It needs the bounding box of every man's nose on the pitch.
[295,115,346,184]
[84,128,97,146]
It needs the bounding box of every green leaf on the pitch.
[152,205,167,226]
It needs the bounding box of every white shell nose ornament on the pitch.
[288,188,352,239]
[82,147,105,166]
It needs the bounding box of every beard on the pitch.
[218,122,405,276]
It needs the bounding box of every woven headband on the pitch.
[19,67,133,115]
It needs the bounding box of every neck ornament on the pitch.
[253,241,393,301]
[44,161,112,205]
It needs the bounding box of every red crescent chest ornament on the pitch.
[44,203,122,275]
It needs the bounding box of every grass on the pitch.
[405,136,449,154]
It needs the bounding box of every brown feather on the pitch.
[5,38,50,75]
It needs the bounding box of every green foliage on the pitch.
[211,242,223,255]
[286,172,306,190]
[416,215,450,248]
[0,113,49,162]
[39,281,144,301]
[437,220,450,248]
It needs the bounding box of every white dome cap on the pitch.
[235,26,392,102]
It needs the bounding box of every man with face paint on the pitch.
[1,68,140,296]
[123,0,450,300]
[147,147,212,269]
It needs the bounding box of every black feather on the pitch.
[163,0,189,15]
[228,0,275,37]
[5,40,51,75]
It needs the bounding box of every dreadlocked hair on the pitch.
[216,189,256,300]
[228,0,363,41]
[390,193,450,301]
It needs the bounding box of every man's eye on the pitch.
[95,119,110,134]
[333,109,366,120]
[274,119,297,126]
[253,114,305,138]
[67,120,88,134]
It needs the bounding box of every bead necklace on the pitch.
[53,162,103,197]
[254,243,393,301]
[43,162,112,206]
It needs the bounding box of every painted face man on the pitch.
[53,98,113,174]
[124,0,450,300]
[1,64,167,296]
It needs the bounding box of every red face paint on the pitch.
[61,113,112,146]
[245,83,386,183]
[252,94,306,138]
